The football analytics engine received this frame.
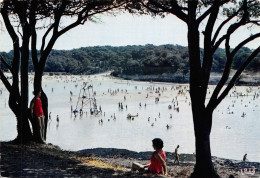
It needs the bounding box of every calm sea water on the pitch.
[0,73,259,162]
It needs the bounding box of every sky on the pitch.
[0,12,259,52]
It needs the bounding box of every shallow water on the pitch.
[0,73,259,162]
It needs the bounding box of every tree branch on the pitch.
[1,1,20,75]
[212,9,240,45]
[38,0,69,73]
[140,1,168,14]
[207,33,232,111]
[30,0,38,68]
[213,21,256,53]
[0,55,13,74]
[39,0,129,74]
[148,0,188,23]
[0,68,12,93]
[42,16,83,60]
[231,33,260,58]
[214,46,260,108]
[213,0,250,53]
[197,0,229,23]
[201,0,220,102]
[53,0,69,34]
[88,1,129,17]
[37,2,88,74]
[40,24,54,54]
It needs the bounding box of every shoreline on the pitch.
[2,71,260,86]
[112,73,260,86]
[1,141,259,177]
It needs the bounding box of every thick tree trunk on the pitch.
[9,90,32,144]
[18,29,33,143]
[28,99,41,142]
[193,134,217,177]
[191,109,219,178]
[187,2,218,176]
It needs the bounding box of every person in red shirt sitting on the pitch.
[132,138,167,175]
[30,90,45,143]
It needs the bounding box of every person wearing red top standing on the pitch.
[132,138,167,175]
[30,90,45,143]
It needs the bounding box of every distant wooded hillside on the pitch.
[1,44,259,75]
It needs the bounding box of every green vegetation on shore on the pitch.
[1,45,259,78]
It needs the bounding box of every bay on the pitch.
[0,73,259,162]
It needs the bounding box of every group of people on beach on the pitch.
[29,91,178,176]
[26,75,258,176]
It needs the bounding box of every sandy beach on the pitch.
[1,141,259,177]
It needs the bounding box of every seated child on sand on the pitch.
[132,138,167,175]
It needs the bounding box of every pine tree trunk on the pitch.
[191,110,219,178]
[19,29,33,143]
[9,90,33,144]
[187,2,218,176]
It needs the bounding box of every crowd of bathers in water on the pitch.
[23,74,260,132]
